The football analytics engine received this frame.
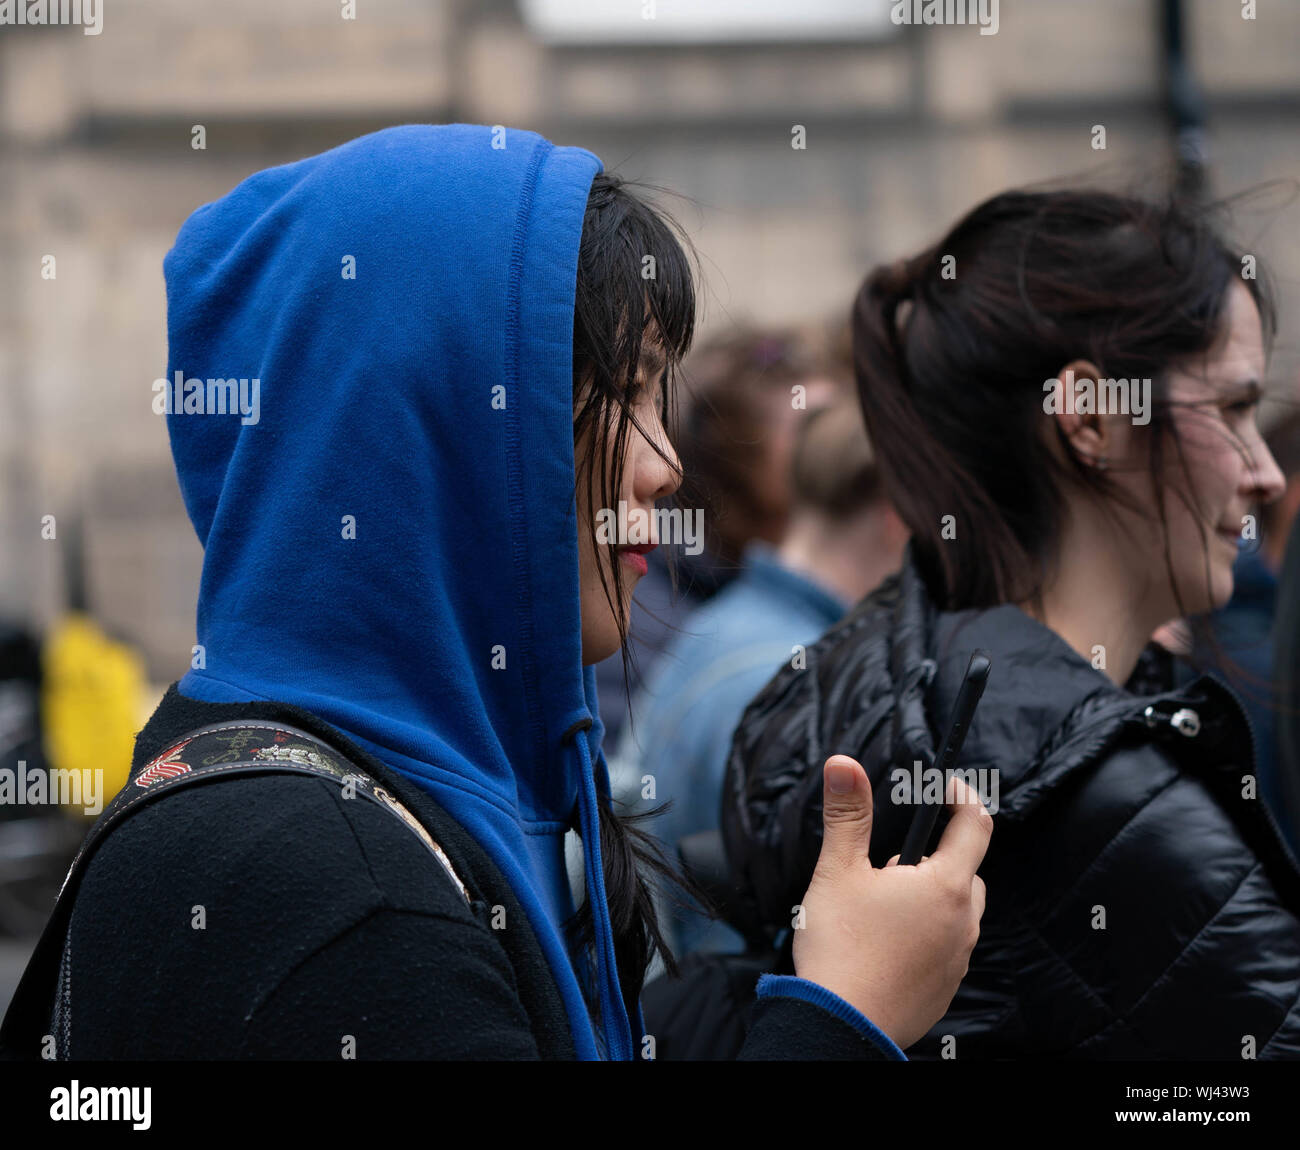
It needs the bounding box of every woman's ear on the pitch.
[1046,358,1111,470]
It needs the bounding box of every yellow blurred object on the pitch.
[41,613,145,815]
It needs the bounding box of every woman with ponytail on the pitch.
[1,125,991,1062]
[723,187,1300,1059]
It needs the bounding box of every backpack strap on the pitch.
[1,718,469,1060]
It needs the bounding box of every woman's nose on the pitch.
[1247,438,1287,507]
[640,413,682,503]
[649,442,683,503]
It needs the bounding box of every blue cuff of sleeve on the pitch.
[755,974,907,1061]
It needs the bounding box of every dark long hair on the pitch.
[568,172,704,1010]
[851,187,1276,619]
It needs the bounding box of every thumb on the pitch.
[819,755,874,870]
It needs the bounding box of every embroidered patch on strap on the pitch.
[136,739,195,788]
[127,720,473,907]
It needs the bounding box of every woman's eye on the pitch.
[630,375,660,405]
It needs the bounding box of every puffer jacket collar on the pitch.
[878,542,1263,824]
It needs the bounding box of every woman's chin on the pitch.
[580,622,626,667]
[1211,569,1236,612]
[1162,567,1232,622]
[1195,564,1236,615]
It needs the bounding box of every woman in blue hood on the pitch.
[1,125,989,1062]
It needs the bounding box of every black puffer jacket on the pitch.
[722,546,1300,1059]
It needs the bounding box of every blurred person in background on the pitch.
[0,621,56,938]
[1191,410,1300,851]
[1275,510,1300,847]
[594,329,838,745]
[0,523,144,943]
[722,187,1300,1059]
[616,394,907,958]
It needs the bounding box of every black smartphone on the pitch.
[898,650,991,865]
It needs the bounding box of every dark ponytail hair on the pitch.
[852,188,1276,617]
[568,172,707,1010]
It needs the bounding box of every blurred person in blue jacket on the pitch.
[595,329,839,745]
[615,395,908,956]
[1276,507,1300,843]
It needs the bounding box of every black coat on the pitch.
[723,548,1300,1059]
[39,685,889,1060]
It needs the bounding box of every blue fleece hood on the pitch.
[162,124,636,1059]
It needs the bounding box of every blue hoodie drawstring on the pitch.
[569,731,634,1061]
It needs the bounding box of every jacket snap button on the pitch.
[1170,708,1201,737]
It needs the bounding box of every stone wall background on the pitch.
[2,0,1298,680]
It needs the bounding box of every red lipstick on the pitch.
[618,543,655,576]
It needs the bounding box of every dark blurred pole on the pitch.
[1160,0,1209,203]
[60,512,88,615]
